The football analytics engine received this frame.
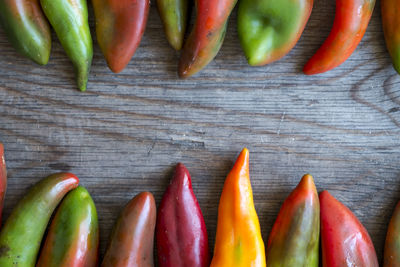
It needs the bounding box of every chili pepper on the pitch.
[40,0,92,91]
[92,0,150,73]
[0,0,51,65]
[320,190,378,267]
[0,143,6,224]
[0,172,79,267]
[157,0,188,50]
[36,186,99,267]
[303,0,375,75]
[102,191,156,267]
[210,148,266,267]
[381,0,400,74]
[178,0,238,77]
[238,0,313,66]
[266,174,319,266]
[384,200,400,266]
[157,163,209,267]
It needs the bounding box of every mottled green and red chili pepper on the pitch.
[92,0,150,73]
[0,143,6,224]
[157,163,210,267]
[178,0,238,77]
[266,174,319,267]
[0,0,51,65]
[320,190,378,267]
[102,191,156,267]
[381,0,400,74]
[0,173,79,267]
[384,200,400,266]
[238,0,313,66]
[37,186,99,267]
[303,0,375,75]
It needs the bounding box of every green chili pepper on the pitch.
[37,186,99,267]
[0,173,79,267]
[40,0,93,91]
[238,0,313,66]
[0,0,51,65]
[157,0,188,50]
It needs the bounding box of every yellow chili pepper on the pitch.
[210,148,266,267]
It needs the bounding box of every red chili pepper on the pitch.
[320,190,378,267]
[156,163,210,267]
[178,0,238,77]
[0,143,6,224]
[303,0,376,75]
[92,0,150,73]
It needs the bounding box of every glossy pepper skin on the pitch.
[157,0,188,50]
[40,0,93,91]
[238,0,313,66]
[266,174,319,267]
[0,143,7,224]
[210,148,266,267]
[37,186,99,267]
[303,0,375,75]
[178,0,238,77]
[320,190,378,267]
[157,163,210,267]
[92,0,150,73]
[0,172,79,267]
[0,0,51,65]
[384,201,400,266]
[381,0,400,74]
[102,192,156,267]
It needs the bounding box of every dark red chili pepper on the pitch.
[156,163,210,267]
[320,190,378,267]
[303,0,376,75]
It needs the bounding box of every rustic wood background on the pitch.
[0,0,399,263]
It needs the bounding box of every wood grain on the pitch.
[0,0,399,264]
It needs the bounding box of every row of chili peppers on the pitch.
[1,0,400,91]
[0,144,399,266]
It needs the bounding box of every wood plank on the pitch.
[0,0,399,263]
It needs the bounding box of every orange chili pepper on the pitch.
[210,148,266,267]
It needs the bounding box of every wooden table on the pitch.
[0,0,399,263]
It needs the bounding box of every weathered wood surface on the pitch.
[0,0,399,263]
